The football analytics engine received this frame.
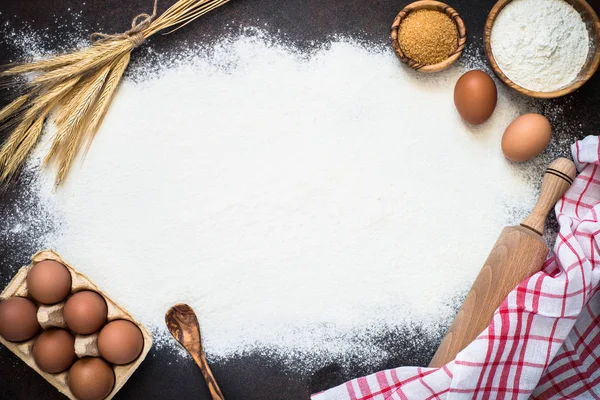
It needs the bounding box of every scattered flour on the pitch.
[8,32,549,362]
[490,0,589,92]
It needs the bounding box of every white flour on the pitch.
[12,32,546,364]
[490,0,589,92]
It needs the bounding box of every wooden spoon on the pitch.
[165,304,225,400]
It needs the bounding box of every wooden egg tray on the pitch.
[0,250,153,400]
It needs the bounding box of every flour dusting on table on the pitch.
[6,31,555,367]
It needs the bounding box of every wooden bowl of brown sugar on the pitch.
[391,0,467,73]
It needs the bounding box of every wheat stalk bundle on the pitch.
[0,0,230,186]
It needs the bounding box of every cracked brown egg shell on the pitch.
[0,297,41,342]
[33,328,76,373]
[64,291,108,335]
[27,260,72,304]
[68,357,115,400]
[98,319,144,365]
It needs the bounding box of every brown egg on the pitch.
[27,260,72,304]
[501,113,551,162]
[98,320,144,365]
[0,297,40,342]
[454,70,498,125]
[32,328,76,373]
[64,291,108,335]
[68,358,115,400]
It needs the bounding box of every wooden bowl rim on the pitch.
[391,0,467,73]
[484,0,600,99]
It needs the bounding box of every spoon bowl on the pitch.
[165,304,225,400]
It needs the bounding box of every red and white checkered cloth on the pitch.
[313,135,600,400]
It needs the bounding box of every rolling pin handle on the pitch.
[520,157,576,235]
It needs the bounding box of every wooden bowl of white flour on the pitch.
[484,0,600,99]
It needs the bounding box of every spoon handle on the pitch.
[189,349,225,400]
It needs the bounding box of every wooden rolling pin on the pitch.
[429,157,576,368]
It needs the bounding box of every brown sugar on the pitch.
[398,9,459,65]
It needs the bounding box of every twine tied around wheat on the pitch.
[0,0,230,186]
[90,0,158,48]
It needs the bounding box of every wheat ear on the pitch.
[0,0,231,186]
[0,78,80,182]
[0,111,49,183]
[0,95,29,124]
[83,53,131,156]
[46,66,113,185]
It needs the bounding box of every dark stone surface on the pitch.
[0,0,599,399]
